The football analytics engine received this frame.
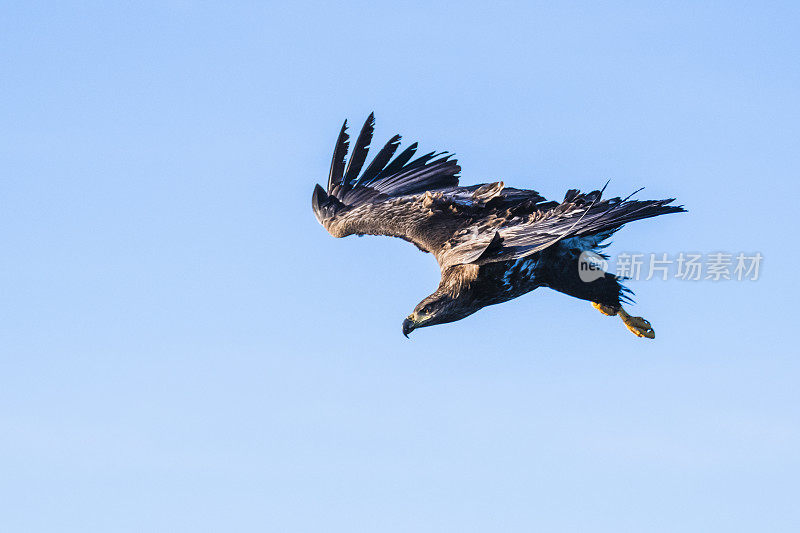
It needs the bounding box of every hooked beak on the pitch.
[402,317,416,338]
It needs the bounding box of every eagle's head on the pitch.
[402,288,478,337]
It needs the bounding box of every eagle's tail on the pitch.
[562,188,685,241]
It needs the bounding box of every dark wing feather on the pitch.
[342,113,375,192]
[372,155,458,197]
[355,134,401,187]
[370,142,418,183]
[327,120,349,193]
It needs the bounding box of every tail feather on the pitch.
[574,198,685,239]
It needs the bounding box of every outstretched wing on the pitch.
[441,188,685,268]
[312,114,465,254]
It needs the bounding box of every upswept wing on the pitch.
[312,113,461,254]
[317,113,461,208]
[313,115,546,258]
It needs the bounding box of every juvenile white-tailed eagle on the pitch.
[312,114,684,338]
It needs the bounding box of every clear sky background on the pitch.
[2,2,799,532]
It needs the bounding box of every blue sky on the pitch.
[1,1,798,531]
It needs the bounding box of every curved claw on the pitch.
[619,310,655,339]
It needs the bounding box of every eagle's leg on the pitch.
[591,303,655,339]
[591,302,618,316]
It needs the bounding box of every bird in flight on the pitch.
[312,114,684,338]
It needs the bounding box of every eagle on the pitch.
[312,114,684,338]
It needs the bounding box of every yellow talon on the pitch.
[592,302,655,339]
[618,308,656,339]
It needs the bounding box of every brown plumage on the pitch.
[312,114,684,337]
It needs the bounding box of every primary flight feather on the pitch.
[312,114,684,338]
